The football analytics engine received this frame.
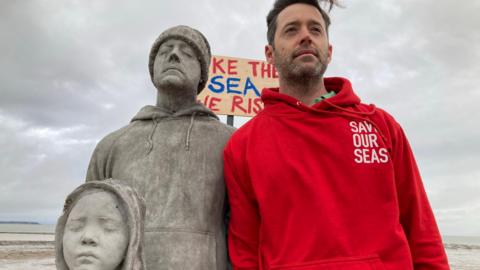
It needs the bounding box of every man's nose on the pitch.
[298,26,313,45]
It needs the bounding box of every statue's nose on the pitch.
[167,48,181,63]
[80,226,98,246]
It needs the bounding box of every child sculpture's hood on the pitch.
[55,179,146,270]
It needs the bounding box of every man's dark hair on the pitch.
[266,0,337,45]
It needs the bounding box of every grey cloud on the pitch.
[0,0,478,236]
[0,112,94,223]
[327,0,480,235]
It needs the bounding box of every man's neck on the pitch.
[278,76,328,106]
[156,87,197,113]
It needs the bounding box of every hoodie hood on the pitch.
[131,103,218,122]
[261,76,391,152]
[130,103,219,152]
[55,179,146,270]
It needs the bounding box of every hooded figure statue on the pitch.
[85,25,235,269]
[55,179,146,270]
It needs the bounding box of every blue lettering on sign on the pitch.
[227,77,242,95]
[208,75,224,93]
[206,75,261,97]
[244,77,261,97]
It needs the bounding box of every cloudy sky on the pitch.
[1,0,479,236]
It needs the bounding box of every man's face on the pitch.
[153,39,201,93]
[265,3,332,81]
[63,191,128,270]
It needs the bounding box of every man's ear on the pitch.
[327,43,333,64]
[265,44,274,64]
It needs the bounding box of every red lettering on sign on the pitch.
[209,97,221,112]
[272,65,279,78]
[227,60,238,75]
[229,96,264,115]
[212,57,226,74]
[201,95,209,106]
[253,98,263,114]
[247,61,260,77]
[261,62,271,78]
[200,95,221,112]
[231,96,247,114]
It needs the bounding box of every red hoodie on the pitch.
[224,77,449,270]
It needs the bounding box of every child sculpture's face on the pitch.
[63,191,128,270]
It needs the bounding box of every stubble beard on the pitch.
[274,49,329,84]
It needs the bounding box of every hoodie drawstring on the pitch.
[146,118,160,156]
[144,113,200,154]
[185,112,197,151]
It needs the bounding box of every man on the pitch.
[223,1,450,269]
[87,25,234,269]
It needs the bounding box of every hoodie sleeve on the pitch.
[85,131,120,181]
[224,141,261,270]
[85,125,131,182]
[85,143,107,181]
[391,124,450,269]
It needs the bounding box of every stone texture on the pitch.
[86,25,235,270]
[55,179,146,270]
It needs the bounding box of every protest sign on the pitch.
[198,55,279,117]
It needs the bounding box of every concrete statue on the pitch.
[55,179,146,270]
[85,25,235,269]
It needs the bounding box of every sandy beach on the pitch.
[0,234,55,270]
[0,232,479,269]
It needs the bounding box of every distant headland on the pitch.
[0,221,40,225]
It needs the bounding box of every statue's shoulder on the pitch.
[93,123,134,154]
[198,116,236,136]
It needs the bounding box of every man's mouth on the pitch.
[294,49,318,58]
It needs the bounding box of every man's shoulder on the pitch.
[372,105,402,130]
[354,103,405,145]
[354,102,399,126]
[197,116,236,133]
[225,112,269,150]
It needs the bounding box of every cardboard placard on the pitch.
[198,55,279,116]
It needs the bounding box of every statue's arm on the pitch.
[85,131,120,181]
[85,125,130,182]
[85,144,106,181]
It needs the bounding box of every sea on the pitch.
[0,224,55,234]
[0,224,479,269]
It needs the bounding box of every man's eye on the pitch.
[311,26,322,34]
[285,27,296,33]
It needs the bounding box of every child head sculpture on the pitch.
[55,180,146,270]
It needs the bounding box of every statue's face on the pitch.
[153,38,201,93]
[63,191,128,270]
